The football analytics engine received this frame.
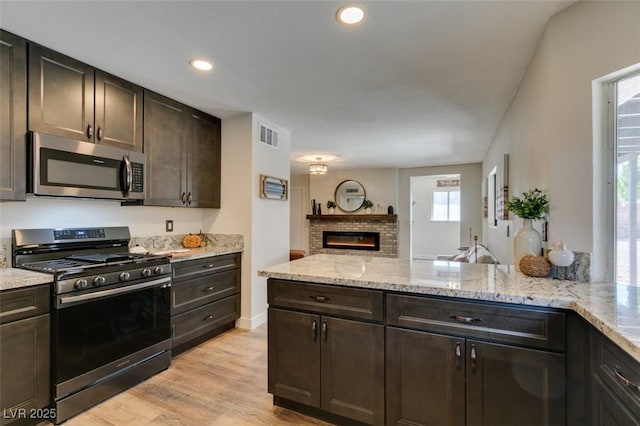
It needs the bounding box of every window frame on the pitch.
[430,188,461,222]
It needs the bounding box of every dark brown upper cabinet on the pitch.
[28,44,142,152]
[0,30,27,201]
[144,90,221,208]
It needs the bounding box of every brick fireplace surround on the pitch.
[307,214,399,258]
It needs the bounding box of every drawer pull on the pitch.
[451,315,482,324]
[470,344,477,372]
[614,367,640,393]
[455,342,462,369]
[310,295,330,303]
[203,286,216,292]
[203,314,214,321]
[312,320,318,341]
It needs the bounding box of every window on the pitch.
[431,190,460,221]
[614,72,640,286]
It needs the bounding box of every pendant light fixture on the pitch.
[309,157,328,175]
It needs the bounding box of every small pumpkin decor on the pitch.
[182,233,203,249]
[519,254,552,277]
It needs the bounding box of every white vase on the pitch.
[328,207,335,215]
[514,219,542,271]
[548,240,575,267]
[365,207,372,214]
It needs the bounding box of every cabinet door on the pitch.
[0,30,27,201]
[94,71,143,152]
[0,315,50,424]
[386,327,465,426]
[28,44,94,141]
[321,317,384,425]
[592,375,640,426]
[143,90,187,206]
[186,109,221,208]
[466,340,566,426]
[268,308,320,408]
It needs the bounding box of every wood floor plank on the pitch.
[64,325,332,425]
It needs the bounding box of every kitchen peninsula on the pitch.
[259,254,640,425]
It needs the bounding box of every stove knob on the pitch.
[141,268,152,278]
[119,272,131,281]
[153,266,163,275]
[74,279,88,290]
[92,276,106,286]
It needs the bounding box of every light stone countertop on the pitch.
[0,268,52,291]
[258,253,640,363]
[163,247,243,263]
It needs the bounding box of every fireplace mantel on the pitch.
[306,214,397,222]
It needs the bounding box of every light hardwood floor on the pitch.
[64,325,331,425]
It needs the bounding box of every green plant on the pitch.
[362,199,373,209]
[326,200,336,209]
[506,188,549,220]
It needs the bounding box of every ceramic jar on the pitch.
[514,219,542,271]
[548,240,575,267]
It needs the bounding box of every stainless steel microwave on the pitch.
[29,132,145,200]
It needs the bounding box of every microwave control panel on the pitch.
[131,163,144,193]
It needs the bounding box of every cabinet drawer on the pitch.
[267,279,383,322]
[387,294,565,351]
[591,329,640,418]
[171,295,239,348]
[172,269,239,315]
[172,253,240,282]
[0,285,50,324]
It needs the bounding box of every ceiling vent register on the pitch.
[259,124,279,148]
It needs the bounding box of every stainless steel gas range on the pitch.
[12,227,172,424]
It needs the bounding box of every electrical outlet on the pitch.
[165,220,173,232]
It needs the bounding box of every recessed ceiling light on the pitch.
[336,4,365,25]
[190,59,214,72]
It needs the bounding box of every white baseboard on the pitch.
[236,310,268,330]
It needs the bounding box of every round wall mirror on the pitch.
[334,180,366,212]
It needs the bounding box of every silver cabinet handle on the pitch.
[455,342,462,369]
[451,315,482,324]
[322,321,328,342]
[203,286,215,292]
[312,320,318,341]
[470,344,477,372]
[615,367,640,393]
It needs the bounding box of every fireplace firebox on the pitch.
[322,231,380,251]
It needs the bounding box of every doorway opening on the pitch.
[410,174,461,260]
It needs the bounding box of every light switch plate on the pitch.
[166,220,173,232]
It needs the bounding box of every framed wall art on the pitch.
[259,175,288,200]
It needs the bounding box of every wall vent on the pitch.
[259,124,279,148]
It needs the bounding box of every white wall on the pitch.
[0,198,206,238]
[204,113,253,327]
[482,1,640,279]
[399,164,483,260]
[250,114,291,328]
[410,175,460,259]
[309,168,398,214]
[205,113,291,329]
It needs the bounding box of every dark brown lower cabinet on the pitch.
[590,325,640,425]
[386,327,465,426]
[0,285,51,426]
[386,328,565,426]
[466,340,565,426]
[170,253,241,355]
[268,308,384,425]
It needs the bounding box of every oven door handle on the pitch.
[58,277,171,307]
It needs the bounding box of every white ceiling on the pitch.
[1,0,573,174]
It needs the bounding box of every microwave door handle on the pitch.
[121,155,132,196]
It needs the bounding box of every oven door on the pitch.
[52,277,170,396]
